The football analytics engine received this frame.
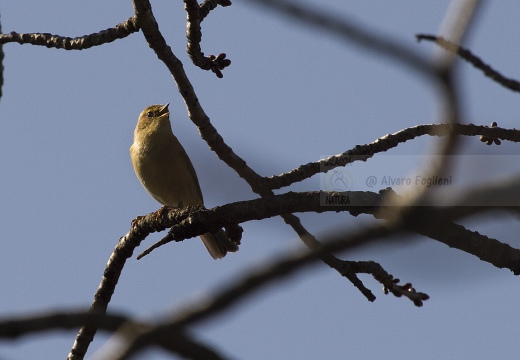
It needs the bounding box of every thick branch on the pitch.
[134,191,381,243]
[410,218,520,274]
[131,186,520,274]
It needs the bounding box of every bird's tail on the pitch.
[200,229,239,259]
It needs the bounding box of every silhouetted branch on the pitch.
[67,209,167,359]
[96,326,228,360]
[133,0,431,315]
[244,0,433,78]
[129,185,520,274]
[200,0,232,19]
[63,1,515,358]
[134,191,382,303]
[417,34,520,92]
[136,191,382,255]
[0,310,227,360]
[184,0,232,77]
[411,217,520,274]
[133,0,362,311]
[266,123,520,190]
[0,311,128,339]
[0,17,139,50]
[0,0,516,359]
[377,179,520,274]
[352,260,429,306]
[97,225,408,360]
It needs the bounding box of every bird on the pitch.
[130,103,238,259]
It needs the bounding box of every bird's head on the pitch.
[135,103,171,139]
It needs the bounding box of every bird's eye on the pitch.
[146,111,154,118]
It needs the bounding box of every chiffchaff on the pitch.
[130,104,238,259]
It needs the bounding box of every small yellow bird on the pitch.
[130,103,238,259]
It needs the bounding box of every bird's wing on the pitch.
[177,141,204,203]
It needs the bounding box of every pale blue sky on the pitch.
[1,1,520,359]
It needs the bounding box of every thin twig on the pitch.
[184,0,231,77]
[266,123,520,190]
[417,34,520,92]
[200,0,232,20]
[243,0,433,79]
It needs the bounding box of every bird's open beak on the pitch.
[158,103,170,116]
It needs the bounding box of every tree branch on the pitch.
[200,0,232,19]
[243,0,433,78]
[132,184,520,274]
[0,17,139,50]
[0,310,227,360]
[184,0,231,77]
[417,34,520,92]
[96,224,409,360]
[266,123,520,190]
[133,0,363,310]
[0,311,128,339]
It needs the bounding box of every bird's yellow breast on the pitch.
[130,119,204,207]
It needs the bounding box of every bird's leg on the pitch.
[131,215,144,228]
[155,201,184,218]
[155,205,174,219]
[132,202,184,228]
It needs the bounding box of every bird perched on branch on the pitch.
[130,103,238,259]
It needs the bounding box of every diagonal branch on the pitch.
[84,181,520,359]
[243,0,433,78]
[69,187,520,357]
[96,224,405,360]
[67,224,151,360]
[417,34,520,92]
[68,1,508,357]
[266,123,520,190]
[133,0,361,299]
[410,217,520,274]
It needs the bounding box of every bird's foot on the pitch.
[131,215,144,228]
